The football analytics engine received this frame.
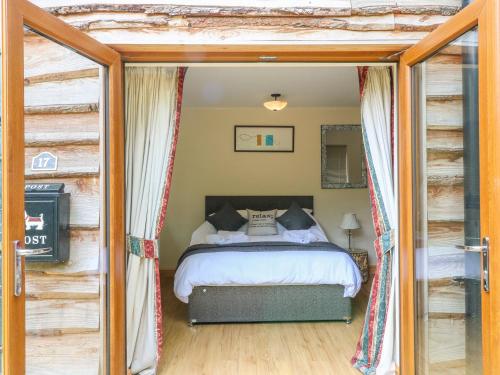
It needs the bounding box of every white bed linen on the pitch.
[174,221,362,303]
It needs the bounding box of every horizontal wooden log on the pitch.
[54,12,455,33]
[395,14,449,32]
[427,129,463,151]
[25,112,99,134]
[26,298,100,334]
[181,15,396,32]
[28,176,100,202]
[39,1,461,17]
[25,68,99,86]
[426,150,463,185]
[25,103,99,115]
[428,318,465,364]
[25,77,101,107]
[25,132,99,147]
[428,184,464,221]
[426,98,463,130]
[26,333,99,375]
[395,0,461,16]
[51,3,352,17]
[351,0,395,16]
[27,228,100,275]
[26,167,100,180]
[25,144,100,176]
[429,279,465,315]
[426,54,463,98]
[429,359,465,374]
[86,26,430,45]
[24,33,98,79]
[26,273,100,299]
[428,221,464,249]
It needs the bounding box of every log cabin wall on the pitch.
[23,30,104,374]
[418,46,469,370]
[9,1,465,374]
[30,0,463,45]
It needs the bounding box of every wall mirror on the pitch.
[321,125,367,189]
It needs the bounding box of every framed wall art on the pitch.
[234,125,295,152]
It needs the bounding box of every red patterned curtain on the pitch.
[351,66,397,374]
[126,66,187,374]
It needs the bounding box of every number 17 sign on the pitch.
[31,151,58,171]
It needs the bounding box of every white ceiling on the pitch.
[183,66,360,108]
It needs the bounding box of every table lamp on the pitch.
[340,213,361,251]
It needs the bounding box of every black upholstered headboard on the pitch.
[205,196,314,219]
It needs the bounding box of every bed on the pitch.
[174,196,362,325]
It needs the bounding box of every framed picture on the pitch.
[234,125,295,152]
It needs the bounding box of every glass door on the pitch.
[1,1,125,374]
[399,0,500,374]
[22,26,108,375]
[413,27,481,375]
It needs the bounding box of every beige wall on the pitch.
[159,106,376,269]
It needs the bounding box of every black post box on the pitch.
[25,183,70,263]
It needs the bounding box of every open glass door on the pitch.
[399,0,500,374]
[1,1,125,374]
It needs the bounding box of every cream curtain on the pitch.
[125,66,186,375]
[352,66,398,375]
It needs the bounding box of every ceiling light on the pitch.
[263,93,288,111]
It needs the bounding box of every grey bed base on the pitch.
[188,284,352,325]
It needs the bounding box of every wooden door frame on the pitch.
[399,0,500,373]
[1,1,125,374]
[3,0,498,374]
[110,44,406,63]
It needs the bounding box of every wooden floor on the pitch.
[158,274,369,375]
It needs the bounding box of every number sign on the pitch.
[31,151,58,171]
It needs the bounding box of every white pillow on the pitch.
[246,209,278,236]
[238,208,312,218]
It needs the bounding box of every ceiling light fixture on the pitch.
[263,93,288,111]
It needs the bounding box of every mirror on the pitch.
[321,125,367,189]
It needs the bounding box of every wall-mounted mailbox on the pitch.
[25,183,70,263]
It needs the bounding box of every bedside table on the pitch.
[350,249,369,283]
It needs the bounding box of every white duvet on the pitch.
[174,221,362,303]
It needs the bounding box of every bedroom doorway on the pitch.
[3,2,499,375]
[122,62,396,375]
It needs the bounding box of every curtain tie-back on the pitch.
[127,235,159,259]
[375,228,395,255]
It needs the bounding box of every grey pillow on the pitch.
[207,202,248,231]
[247,209,278,236]
[276,202,315,230]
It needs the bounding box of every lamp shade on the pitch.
[340,213,360,230]
[263,93,287,111]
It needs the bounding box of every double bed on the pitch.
[174,196,362,325]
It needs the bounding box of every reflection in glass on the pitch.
[413,27,482,375]
[23,27,107,374]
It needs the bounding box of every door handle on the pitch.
[13,240,52,297]
[456,237,489,292]
[455,244,486,253]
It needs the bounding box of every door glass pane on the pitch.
[23,27,108,374]
[413,28,481,374]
